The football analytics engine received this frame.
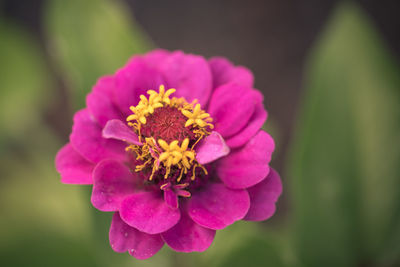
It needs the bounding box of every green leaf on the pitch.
[214,224,286,267]
[44,0,152,109]
[0,136,100,266]
[0,141,92,243]
[0,20,53,146]
[0,230,99,267]
[288,2,400,266]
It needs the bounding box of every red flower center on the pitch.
[141,106,196,144]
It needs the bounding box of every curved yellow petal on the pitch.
[159,152,170,162]
[181,138,189,151]
[158,139,169,150]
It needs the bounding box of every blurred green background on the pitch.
[1,0,399,266]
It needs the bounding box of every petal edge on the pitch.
[244,168,282,221]
[55,143,94,185]
[162,210,215,252]
[217,130,275,189]
[120,191,181,234]
[195,131,230,165]
[110,212,164,260]
[188,183,250,230]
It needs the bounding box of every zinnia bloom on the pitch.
[55,50,282,259]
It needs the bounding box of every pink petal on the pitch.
[102,119,141,145]
[55,143,94,184]
[141,49,170,68]
[162,209,215,252]
[195,131,230,165]
[120,191,181,234]
[208,83,262,138]
[86,75,124,127]
[244,168,282,221]
[109,212,164,260]
[91,159,137,212]
[164,189,179,209]
[70,109,126,163]
[115,57,165,115]
[188,183,250,230]
[209,57,254,88]
[217,130,275,189]
[225,101,267,148]
[159,51,212,107]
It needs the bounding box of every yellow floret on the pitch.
[147,85,176,105]
[158,138,196,179]
[127,106,147,124]
[182,104,213,128]
[137,93,163,115]
[179,138,195,169]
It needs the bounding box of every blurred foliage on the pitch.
[1,0,400,266]
[288,2,400,267]
[44,0,152,109]
[0,20,52,150]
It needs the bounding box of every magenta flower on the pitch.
[55,50,282,259]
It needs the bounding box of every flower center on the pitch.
[141,106,195,144]
[125,85,213,191]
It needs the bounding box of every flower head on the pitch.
[55,50,282,259]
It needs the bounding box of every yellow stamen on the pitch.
[127,106,147,124]
[147,85,176,105]
[182,104,213,129]
[135,93,163,117]
[192,163,208,180]
[177,168,185,182]
[156,138,201,180]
